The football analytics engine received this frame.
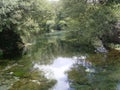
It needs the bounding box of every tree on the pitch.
[60,0,117,49]
[0,0,53,58]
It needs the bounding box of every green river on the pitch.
[0,32,120,90]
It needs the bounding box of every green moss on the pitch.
[9,78,56,90]
[87,49,120,67]
[68,67,88,85]
[13,71,26,77]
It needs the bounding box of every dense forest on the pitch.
[0,0,120,58]
[0,0,120,90]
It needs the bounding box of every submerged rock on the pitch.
[96,46,107,53]
[85,68,95,73]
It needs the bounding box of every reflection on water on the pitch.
[68,52,120,90]
[117,83,120,90]
[1,34,120,90]
[34,57,76,90]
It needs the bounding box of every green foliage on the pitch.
[0,0,53,43]
[0,0,55,57]
[60,0,118,48]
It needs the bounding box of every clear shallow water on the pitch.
[1,35,120,90]
[34,57,77,90]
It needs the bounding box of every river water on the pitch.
[34,57,76,90]
[0,34,120,90]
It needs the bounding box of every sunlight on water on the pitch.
[34,57,76,90]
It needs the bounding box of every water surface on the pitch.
[0,34,120,90]
[34,57,76,90]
